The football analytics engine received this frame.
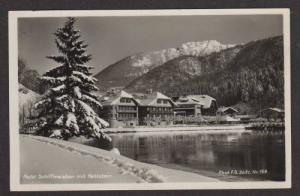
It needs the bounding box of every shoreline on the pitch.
[106,124,247,133]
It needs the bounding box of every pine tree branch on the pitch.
[51,84,67,94]
[81,94,102,108]
[34,98,51,109]
[72,71,96,84]
[55,39,68,55]
[47,55,67,64]
[43,64,68,77]
[75,54,92,64]
[68,75,83,84]
[40,76,66,85]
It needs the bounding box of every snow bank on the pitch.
[23,135,218,183]
[24,135,166,183]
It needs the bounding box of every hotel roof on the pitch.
[175,95,216,109]
[218,107,239,113]
[134,92,176,107]
[260,107,284,113]
[100,90,138,106]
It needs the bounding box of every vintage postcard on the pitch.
[9,9,291,191]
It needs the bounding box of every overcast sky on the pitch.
[18,15,283,74]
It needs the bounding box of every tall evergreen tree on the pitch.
[34,18,110,141]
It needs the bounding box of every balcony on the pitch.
[117,106,137,113]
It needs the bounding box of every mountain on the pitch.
[94,40,235,90]
[125,45,242,93]
[126,36,284,112]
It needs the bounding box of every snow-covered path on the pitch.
[20,136,140,184]
[20,135,219,184]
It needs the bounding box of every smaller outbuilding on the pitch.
[173,96,203,117]
[216,106,240,122]
[259,107,284,121]
[217,107,239,117]
[174,95,218,117]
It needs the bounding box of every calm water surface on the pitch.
[110,130,285,181]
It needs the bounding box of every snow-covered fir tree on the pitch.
[34,17,111,141]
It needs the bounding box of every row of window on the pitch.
[118,106,136,111]
[178,104,202,109]
[118,113,136,118]
[157,99,169,104]
[120,98,132,103]
[146,114,171,118]
[120,98,170,105]
[146,107,172,112]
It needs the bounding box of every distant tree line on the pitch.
[166,36,284,112]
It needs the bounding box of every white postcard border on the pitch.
[9,9,291,191]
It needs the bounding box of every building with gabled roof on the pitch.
[216,106,240,122]
[217,107,239,116]
[173,96,203,117]
[174,94,218,116]
[187,95,217,110]
[133,91,175,125]
[98,90,139,128]
[259,107,284,121]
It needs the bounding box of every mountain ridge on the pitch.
[95,40,236,90]
[126,36,284,112]
[125,45,243,93]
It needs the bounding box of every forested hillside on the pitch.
[125,46,242,93]
[125,36,284,113]
[165,36,284,112]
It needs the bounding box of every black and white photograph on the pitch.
[9,9,291,191]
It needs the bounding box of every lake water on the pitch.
[110,130,285,181]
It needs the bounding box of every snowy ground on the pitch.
[20,135,219,184]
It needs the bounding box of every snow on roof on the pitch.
[175,96,203,106]
[218,107,238,113]
[190,95,216,109]
[261,107,284,113]
[135,91,175,106]
[119,90,133,99]
[100,90,138,106]
[177,95,216,109]
[155,92,171,100]
[136,98,153,106]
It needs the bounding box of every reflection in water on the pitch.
[110,130,285,181]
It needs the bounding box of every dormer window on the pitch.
[120,98,131,103]
[120,98,126,103]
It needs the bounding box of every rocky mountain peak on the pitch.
[180,40,235,56]
[94,40,236,90]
